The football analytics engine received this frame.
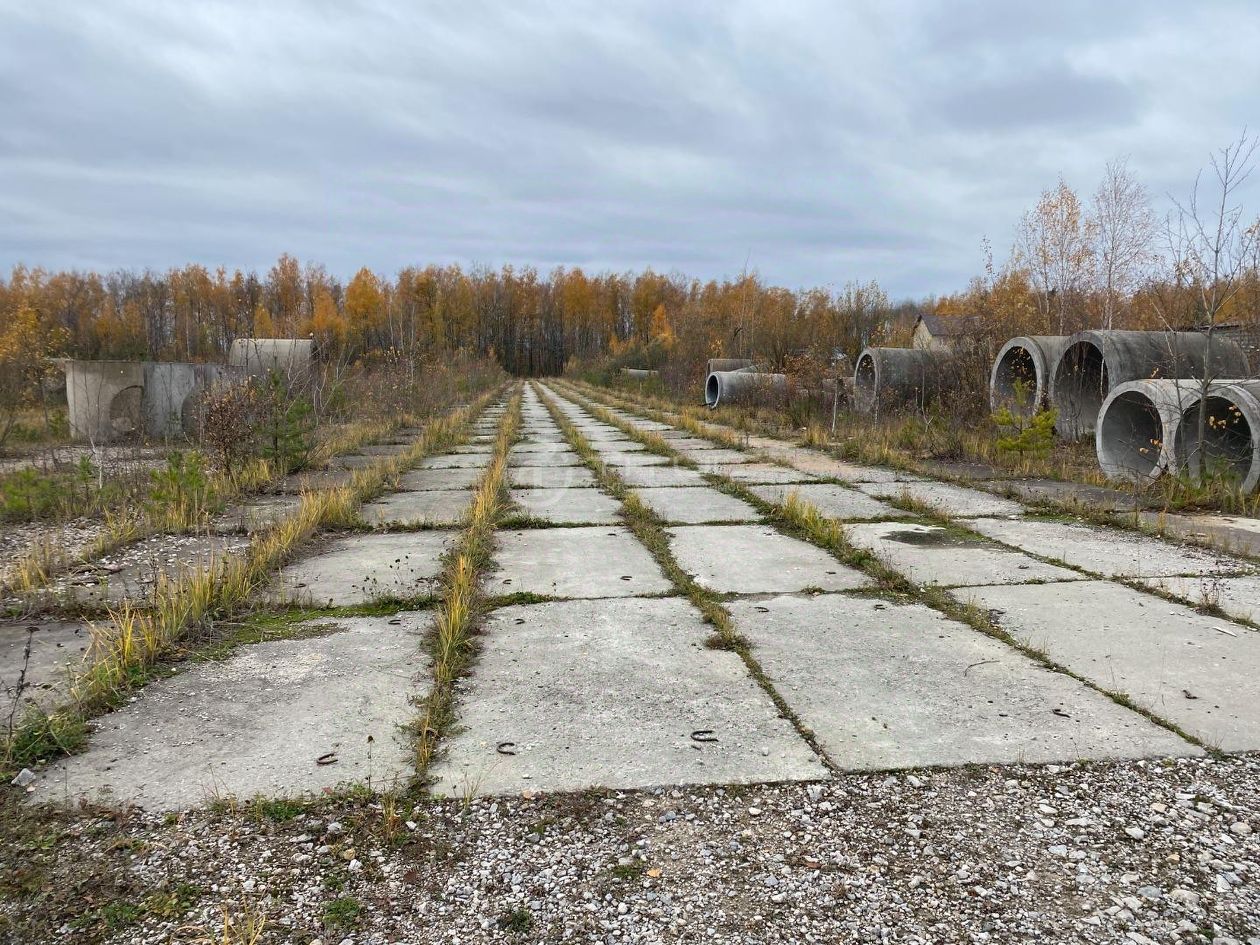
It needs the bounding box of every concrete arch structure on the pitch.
[65,360,147,443]
[852,347,951,415]
[989,336,1071,414]
[1049,330,1250,441]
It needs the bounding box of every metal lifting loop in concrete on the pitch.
[989,336,1070,414]
[704,370,786,408]
[1095,379,1207,482]
[1049,330,1250,441]
[1172,380,1260,493]
[852,347,950,415]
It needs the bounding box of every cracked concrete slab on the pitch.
[632,487,761,524]
[398,467,485,491]
[489,527,671,598]
[361,489,473,527]
[1,619,90,709]
[271,469,357,493]
[729,595,1193,768]
[961,581,1260,751]
[598,453,670,467]
[356,443,412,456]
[509,465,597,489]
[616,465,708,488]
[327,454,383,470]
[1138,574,1260,624]
[674,448,752,465]
[667,525,869,594]
[965,517,1257,578]
[765,451,924,483]
[843,522,1083,587]
[30,614,428,809]
[509,488,622,525]
[266,532,455,606]
[856,481,1025,518]
[510,441,580,453]
[428,598,827,797]
[746,484,909,522]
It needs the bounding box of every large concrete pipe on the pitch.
[989,336,1071,414]
[228,338,314,378]
[64,360,147,443]
[706,358,754,375]
[1049,330,1250,441]
[620,368,659,379]
[1095,379,1208,482]
[705,370,787,408]
[852,347,952,415]
[1172,380,1260,492]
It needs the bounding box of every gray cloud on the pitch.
[1,0,1257,298]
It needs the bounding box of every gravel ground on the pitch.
[0,519,105,583]
[2,754,1256,943]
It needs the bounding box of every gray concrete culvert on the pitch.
[705,357,755,375]
[1094,379,1205,482]
[989,335,1070,414]
[1048,330,1251,440]
[1172,380,1260,492]
[852,347,951,415]
[704,369,784,408]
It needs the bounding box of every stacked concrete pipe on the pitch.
[852,347,952,415]
[1049,330,1250,440]
[989,336,1071,414]
[706,358,754,375]
[1095,379,1208,481]
[1171,380,1260,492]
[705,369,786,408]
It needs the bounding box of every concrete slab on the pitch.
[212,494,303,534]
[730,595,1193,768]
[598,452,670,467]
[361,489,473,527]
[997,479,1145,513]
[667,525,869,594]
[266,532,455,606]
[55,535,249,608]
[1138,574,1260,625]
[428,598,826,796]
[509,488,622,525]
[31,614,427,809]
[702,462,818,486]
[507,451,585,467]
[589,441,648,454]
[843,522,1083,587]
[489,527,671,598]
[616,465,708,488]
[856,481,1025,518]
[1,619,90,709]
[962,581,1260,751]
[271,469,356,493]
[417,453,491,470]
[965,517,1257,578]
[674,448,751,465]
[356,443,412,456]
[633,487,761,524]
[510,441,578,453]
[508,465,597,489]
[398,467,484,491]
[747,483,909,522]
[1138,512,1260,560]
[327,454,383,470]
[574,430,631,442]
[763,450,923,483]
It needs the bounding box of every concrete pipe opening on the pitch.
[1051,340,1108,440]
[990,336,1069,414]
[705,372,721,407]
[853,351,878,414]
[1173,385,1260,492]
[1097,389,1167,481]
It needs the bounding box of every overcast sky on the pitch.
[1,0,1257,300]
